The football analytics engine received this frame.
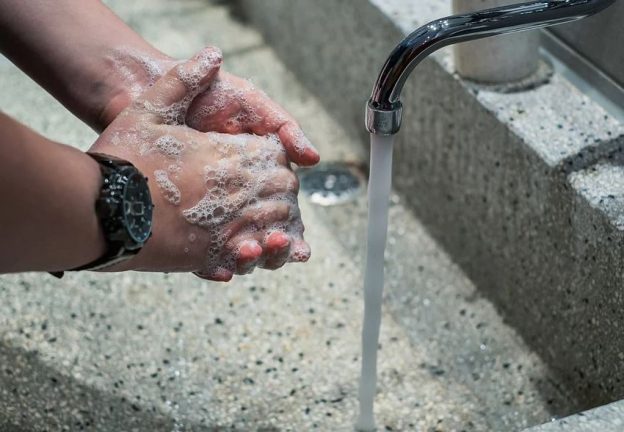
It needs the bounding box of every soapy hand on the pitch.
[91,47,310,281]
[100,49,320,167]
[185,71,320,167]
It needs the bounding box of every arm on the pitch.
[0,112,106,272]
[0,0,320,166]
[0,0,168,131]
[0,51,309,279]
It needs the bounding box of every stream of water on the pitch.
[355,134,395,431]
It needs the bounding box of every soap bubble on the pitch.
[154,170,182,205]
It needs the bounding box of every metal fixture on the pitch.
[453,0,541,84]
[366,0,616,136]
[298,162,365,206]
[542,29,624,117]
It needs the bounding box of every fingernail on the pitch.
[178,48,223,88]
[192,47,223,72]
[267,231,290,250]
[194,266,233,282]
[295,132,312,153]
[213,267,234,282]
[238,240,263,263]
[295,133,320,165]
[289,241,311,263]
[238,241,262,275]
[304,146,321,165]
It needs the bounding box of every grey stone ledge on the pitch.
[0,0,622,429]
[239,0,624,419]
[1,1,575,430]
[373,0,624,169]
[523,400,624,432]
[570,163,624,231]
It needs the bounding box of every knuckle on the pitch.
[275,202,291,220]
[287,170,300,193]
[275,152,289,166]
[266,203,289,222]
[275,169,299,192]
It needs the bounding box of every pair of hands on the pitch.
[91,47,319,281]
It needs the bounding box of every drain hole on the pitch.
[298,162,365,206]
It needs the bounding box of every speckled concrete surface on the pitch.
[239,0,624,412]
[0,1,577,431]
[523,400,624,432]
[570,163,624,230]
[474,76,623,168]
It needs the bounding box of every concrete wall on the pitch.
[552,1,624,88]
[238,0,624,410]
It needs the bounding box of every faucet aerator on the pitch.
[365,100,403,136]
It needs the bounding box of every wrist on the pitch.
[0,0,173,132]
[63,151,109,268]
[0,114,109,273]
[55,151,155,275]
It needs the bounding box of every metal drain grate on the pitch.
[298,162,365,206]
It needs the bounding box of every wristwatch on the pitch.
[50,152,154,278]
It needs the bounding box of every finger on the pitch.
[258,168,299,198]
[260,231,291,270]
[187,93,243,133]
[235,90,319,166]
[185,77,320,166]
[238,239,263,262]
[136,47,223,122]
[288,238,312,263]
[277,122,320,167]
[216,200,291,248]
[234,239,263,275]
[193,267,233,282]
[242,201,291,229]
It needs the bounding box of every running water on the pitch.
[355,134,394,431]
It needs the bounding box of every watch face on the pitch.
[122,172,153,244]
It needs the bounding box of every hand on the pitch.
[185,71,320,167]
[100,49,320,167]
[91,48,310,281]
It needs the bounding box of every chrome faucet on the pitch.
[366,0,616,136]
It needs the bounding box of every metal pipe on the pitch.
[366,0,616,136]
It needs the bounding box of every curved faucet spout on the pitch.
[366,0,616,135]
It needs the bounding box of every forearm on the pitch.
[0,112,106,273]
[0,0,169,131]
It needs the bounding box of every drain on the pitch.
[298,162,365,206]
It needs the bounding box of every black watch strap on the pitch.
[49,251,133,278]
[50,153,153,278]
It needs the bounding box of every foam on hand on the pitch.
[154,135,185,156]
[188,77,262,133]
[180,133,304,276]
[154,170,182,205]
[108,47,168,99]
[106,48,307,278]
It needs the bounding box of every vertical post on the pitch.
[452,0,540,84]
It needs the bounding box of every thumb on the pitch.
[136,47,222,124]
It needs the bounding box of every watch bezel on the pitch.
[121,170,153,246]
